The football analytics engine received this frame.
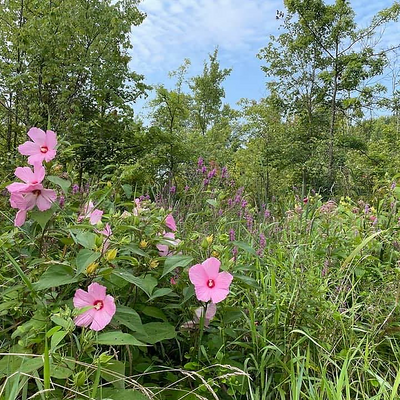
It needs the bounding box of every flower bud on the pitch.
[105,249,117,261]
[149,259,159,269]
[86,262,99,275]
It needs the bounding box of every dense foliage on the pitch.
[1,0,400,399]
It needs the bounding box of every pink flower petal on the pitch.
[205,302,217,320]
[194,302,217,327]
[74,309,96,328]
[27,153,46,165]
[7,182,30,194]
[73,288,96,308]
[27,127,46,145]
[14,210,27,227]
[103,295,116,315]
[14,167,34,183]
[24,192,39,210]
[89,209,103,225]
[189,263,208,286]
[194,285,212,302]
[33,163,45,183]
[89,295,116,331]
[210,287,230,304]
[215,271,234,290]
[10,193,25,209]
[157,243,169,257]
[36,189,56,211]
[85,201,95,214]
[45,130,57,148]
[44,149,56,162]
[18,141,41,156]
[87,282,107,300]
[165,214,177,231]
[164,232,175,240]
[201,257,220,280]
[96,223,112,237]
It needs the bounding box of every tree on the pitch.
[258,0,400,190]
[0,0,149,175]
[147,60,193,186]
[189,48,232,135]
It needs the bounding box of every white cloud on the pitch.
[129,0,282,74]
[129,0,398,119]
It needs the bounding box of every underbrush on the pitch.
[2,130,400,399]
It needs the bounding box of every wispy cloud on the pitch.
[129,0,398,119]
[129,0,281,74]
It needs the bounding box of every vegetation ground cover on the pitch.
[1,0,400,398]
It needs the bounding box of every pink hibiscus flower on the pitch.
[7,163,45,193]
[9,187,57,226]
[7,164,57,227]
[73,282,116,331]
[18,127,57,165]
[157,231,180,257]
[78,201,103,225]
[165,213,177,231]
[189,257,233,303]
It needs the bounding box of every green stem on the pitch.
[91,359,102,399]
[43,335,50,398]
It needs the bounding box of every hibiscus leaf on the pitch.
[95,331,147,346]
[161,255,193,278]
[148,288,173,301]
[112,270,157,297]
[75,249,101,275]
[31,208,55,231]
[74,231,97,249]
[33,264,79,290]
[114,306,145,334]
[46,175,71,195]
[134,322,176,344]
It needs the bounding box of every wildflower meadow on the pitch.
[1,0,400,399]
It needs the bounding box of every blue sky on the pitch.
[129,0,399,120]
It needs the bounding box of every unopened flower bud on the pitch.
[149,259,159,269]
[105,249,117,261]
[86,262,99,275]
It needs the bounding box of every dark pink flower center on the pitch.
[207,279,215,288]
[32,189,41,196]
[93,300,104,310]
[40,146,48,153]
